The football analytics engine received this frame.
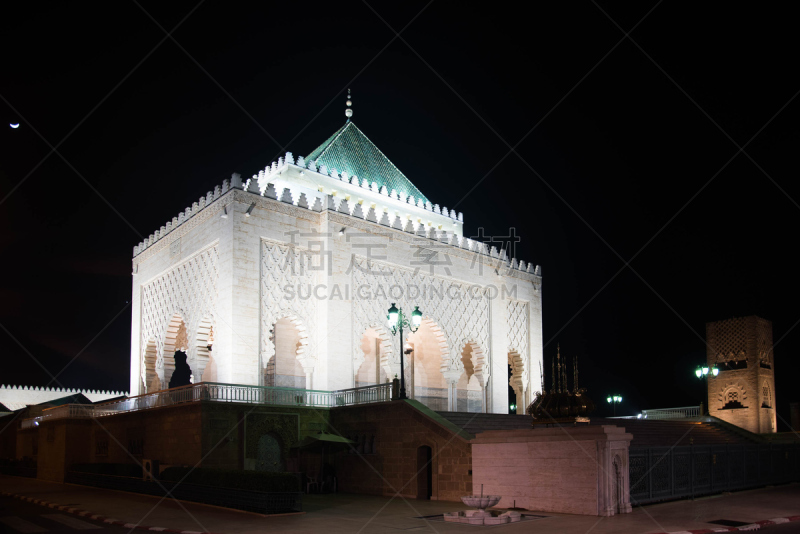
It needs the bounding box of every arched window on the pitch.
[721,387,746,410]
[762,383,772,408]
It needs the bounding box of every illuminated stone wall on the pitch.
[706,316,777,433]
[131,158,544,414]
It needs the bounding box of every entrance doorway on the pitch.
[508,364,517,413]
[266,318,306,388]
[416,445,433,500]
[257,434,282,472]
[613,456,624,514]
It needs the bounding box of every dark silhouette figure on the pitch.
[169,350,192,389]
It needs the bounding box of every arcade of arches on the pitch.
[142,314,521,415]
[356,321,490,413]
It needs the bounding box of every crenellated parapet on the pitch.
[249,152,464,223]
[133,177,235,257]
[132,153,541,280]
[0,384,128,411]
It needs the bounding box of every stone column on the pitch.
[443,370,461,411]
[489,282,508,414]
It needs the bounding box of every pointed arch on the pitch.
[456,340,488,412]
[263,313,312,388]
[406,317,451,411]
[142,338,160,393]
[195,317,215,382]
[355,323,393,387]
[264,313,311,366]
[718,382,748,410]
[761,381,772,409]
[508,350,526,414]
[163,313,189,385]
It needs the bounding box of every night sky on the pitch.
[1,2,798,426]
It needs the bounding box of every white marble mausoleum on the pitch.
[130,104,543,414]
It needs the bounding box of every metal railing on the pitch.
[641,406,700,420]
[332,383,392,406]
[20,381,393,428]
[630,443,800,504]
[612,406,701,420]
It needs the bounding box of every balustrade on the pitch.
[20,381,392,427]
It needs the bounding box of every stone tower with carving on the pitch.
[706,316,776,433]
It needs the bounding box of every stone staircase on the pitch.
[435,412,532,436]
[435,411,759,447]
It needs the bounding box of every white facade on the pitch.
[0,385,127,411]
[130,145,543,414]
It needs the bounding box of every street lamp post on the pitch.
[607,395,622,416]
[387,303,422,400]
[695,364,719,415]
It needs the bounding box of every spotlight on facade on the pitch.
[509,404,517,411]
[339,227,345,236]
[245,202,256,217]
[711,366,719,376]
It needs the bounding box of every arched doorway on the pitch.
[416,445,433,500]
[612,455,624,514]
[195,318,215,382]
[507,364,517,414]
[508,351,525,414]
[143,339,159,393]
[355,327,388,387]
[407,320,447,411]
[257,434,283,472]
[163,313,190,386]
[265,317,306,388]
[457,344,483,412]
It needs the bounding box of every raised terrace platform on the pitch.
[436,412,759,446]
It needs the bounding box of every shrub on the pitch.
[70,463,142,478]
[160,467,299,493]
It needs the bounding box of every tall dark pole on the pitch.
[399,322,407,399]
[388,303,420,402]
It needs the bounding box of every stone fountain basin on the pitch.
[460,495,502,509]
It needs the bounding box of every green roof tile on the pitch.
[306,121,429,204]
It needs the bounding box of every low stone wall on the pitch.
[30,401,331,483]
[331,400,473,501]
[472,425,633,516]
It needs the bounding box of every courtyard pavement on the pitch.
[0,475,798,534]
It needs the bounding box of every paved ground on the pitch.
[0,495,130,533]
[0,475,798,534]
[760,523,800,534]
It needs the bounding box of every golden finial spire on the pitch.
[345,89,353,120]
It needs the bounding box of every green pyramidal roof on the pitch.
[306,121,430,204]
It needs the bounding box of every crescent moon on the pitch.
[10,123,19,129]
